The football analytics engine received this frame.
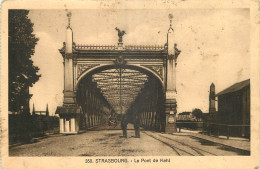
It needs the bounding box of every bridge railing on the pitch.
[206,123,250,140]
[176,121,205,132]
[125,45,165,50]
[177,121,250,140]
[75,44,116,50]
[74,44,165,51]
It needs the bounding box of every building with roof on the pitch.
[177,112,192,121]
[177,110,205,121]
[216,79,250,138]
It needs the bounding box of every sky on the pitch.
[28,9,250,115]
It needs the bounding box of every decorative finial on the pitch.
[32,103,35,115]
[46,104,49,116]
[67,11,72,28]
[168,14,173,28]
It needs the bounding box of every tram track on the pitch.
[143,131,217,156]
[143,131,197,156]
[158,134,217,156]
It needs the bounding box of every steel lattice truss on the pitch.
[92,69,148,114]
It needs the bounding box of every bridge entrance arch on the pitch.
[56,13,181,134]
[75,64,165,132]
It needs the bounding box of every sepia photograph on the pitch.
[1,0,260,169]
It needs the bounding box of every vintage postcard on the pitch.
[1,0,260,168]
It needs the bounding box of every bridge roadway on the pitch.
[10,126,249,156]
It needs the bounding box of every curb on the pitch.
[172,132,250,152]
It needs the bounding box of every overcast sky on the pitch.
[28,9,250,115]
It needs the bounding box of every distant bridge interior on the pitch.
[56,14,181,134]
[76,57,165,132]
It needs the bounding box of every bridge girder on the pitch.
[91,68,148,114]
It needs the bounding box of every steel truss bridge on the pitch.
[56,17,181,134]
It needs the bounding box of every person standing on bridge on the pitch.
[134,118,140,138]
[121,114,128,138]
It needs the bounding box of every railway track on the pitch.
[142,131,217,156]
[158,134,217,156]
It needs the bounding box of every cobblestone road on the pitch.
[9,130,249,156]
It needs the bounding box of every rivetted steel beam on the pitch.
[94,79,148,83]
[101,88,141,92]
[97,83,145,87]
[93,71,145,74]
[93,76,148,79]
[102,91,141,95]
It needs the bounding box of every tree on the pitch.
[192,108,203,119]
[8,10,40,113]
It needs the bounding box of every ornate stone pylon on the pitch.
[209,83,216,113]
[165,14,181,133]
[64,11,74,104]
[56,11,81,134]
